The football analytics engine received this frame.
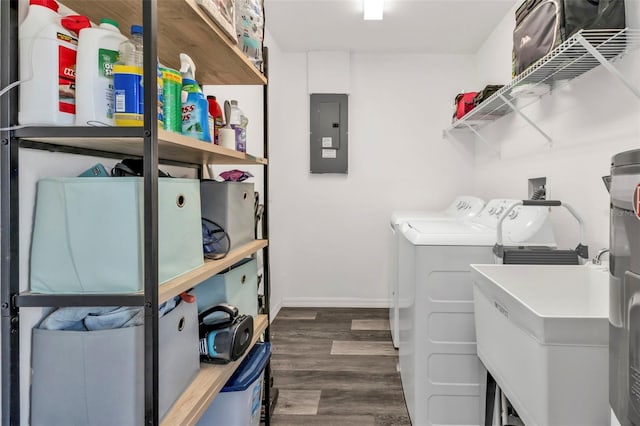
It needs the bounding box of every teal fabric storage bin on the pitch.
[192,258,258,317]
[30,298,199,425]
[30,177,204,293]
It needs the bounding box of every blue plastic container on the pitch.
[197,342,271,426]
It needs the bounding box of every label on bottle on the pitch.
[57,32,78,114]
[157,68,164,127]
[182,94,211,142]
[98,48,119,119]
[162,68,182,133]
[98,48,118,78]
[113,65,143,126]
[231,124,246,152]
[182,102,202,137]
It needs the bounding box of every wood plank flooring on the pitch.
[270,308,411,426]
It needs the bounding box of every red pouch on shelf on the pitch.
[453,92,478,121]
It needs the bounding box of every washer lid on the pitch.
[613,149,640,168]
[390,211,450,226]
[400,220,497,245]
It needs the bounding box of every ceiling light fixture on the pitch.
[363,0,384,20]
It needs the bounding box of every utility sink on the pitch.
[470,264,609,426]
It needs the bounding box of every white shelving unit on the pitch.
[445,28,640,147]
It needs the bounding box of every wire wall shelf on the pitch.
[446,28,640,143]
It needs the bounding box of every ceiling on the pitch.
[264,0,519,54]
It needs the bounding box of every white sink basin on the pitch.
[470,264,609,426]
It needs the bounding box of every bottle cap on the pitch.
[207,96,217,100]
[230,100,238,106]
[30,0,59,12]
[131,24,143,35]
[100,18,119,28]
[61,15,92,35]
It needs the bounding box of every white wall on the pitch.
[472,2,640,253]
[267,38,477,310]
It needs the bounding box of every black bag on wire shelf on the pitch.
[512,0,626,77]
[473,85,505,107]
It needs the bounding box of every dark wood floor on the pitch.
[269,307,411,426]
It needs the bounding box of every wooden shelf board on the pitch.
[159,239,268,303]
[16,240,266,306]
[18,128,267,166]
[60,0,266,85]
[161,314,269,426]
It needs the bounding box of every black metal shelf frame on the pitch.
[0,1,272,425]
[1,1,20,424]
[261,46,272,424]
[15,294,146,308]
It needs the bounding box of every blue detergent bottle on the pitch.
[180,53,212,142]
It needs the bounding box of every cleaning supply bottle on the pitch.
[157,64,164,128]
[161,66,182,133]
[113,25,144,126]
[18,0,91,125]
[229,100,248,152]
[206,96,224,145]
[180,53,211,142]
[75,18,127,126]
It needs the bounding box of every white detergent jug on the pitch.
[18,0,90,125]
[75,18,127,126]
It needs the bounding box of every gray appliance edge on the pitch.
[610,149,640,426]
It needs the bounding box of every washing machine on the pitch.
[397,199,556,426]
[389,196,485,348]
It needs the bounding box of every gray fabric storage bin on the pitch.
[192,258,258,317]
[200,181,255,250]
[30,298,199,426]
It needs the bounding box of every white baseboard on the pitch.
[281,297,390,309]
[269,299,283,322]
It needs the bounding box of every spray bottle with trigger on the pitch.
[180,53,212,142]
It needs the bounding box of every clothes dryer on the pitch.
[389,196,485,348]
[397,199,556,426]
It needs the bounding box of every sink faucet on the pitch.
[592,248,610,265]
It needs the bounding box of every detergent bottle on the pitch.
[18,0,91,125]
[180,53,211,142]
[206,95,224,144]
[113,25,144,126]
[75,18,127,126]
[229,100,248,152]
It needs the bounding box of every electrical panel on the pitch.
[310,94,348,174]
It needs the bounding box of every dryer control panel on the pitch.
[471,199,555,245]
[471,199,520,229]
[445,196,485,218]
